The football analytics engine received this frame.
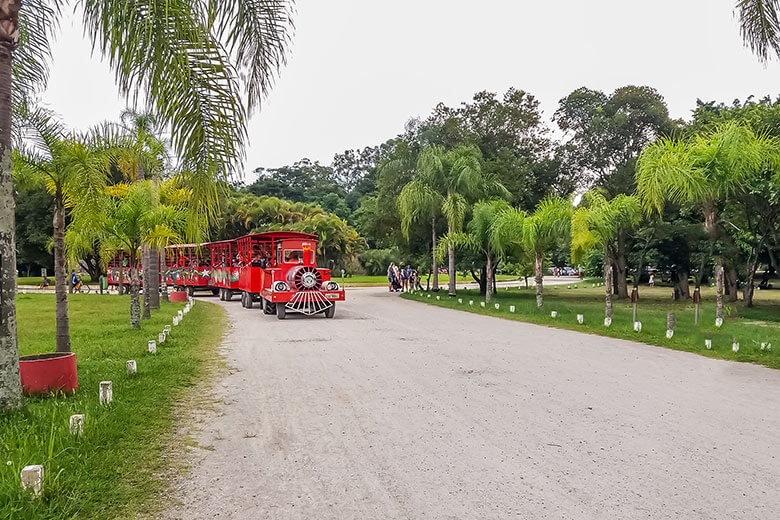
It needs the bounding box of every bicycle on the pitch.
[73,282,92,294]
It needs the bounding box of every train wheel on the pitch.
[276,304,286,320]
[240,292,246,307]
[246,293,254,309]
[187,286,194,296]
[211,288,219,296]
[225,290,233,302]
[324,304,336,319]
[219,288,224,300]
[263,299,274,315]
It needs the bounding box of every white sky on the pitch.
[41,0,780,181]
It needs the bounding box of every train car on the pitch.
[106,250,145,290]
[207,239,240,301]
[236,231,344,319]
[166,243,216,295]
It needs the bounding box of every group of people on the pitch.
[387,262,419,293]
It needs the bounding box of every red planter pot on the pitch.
[170,290,188,302]
[19,352,78,395]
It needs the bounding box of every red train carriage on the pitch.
[165,244,216,295]
[106,250,147,290]
[236,231,344,319]
[207,239,240,301]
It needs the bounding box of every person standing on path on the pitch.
[387,262,396,292]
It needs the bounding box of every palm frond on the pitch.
[737,0,780,62]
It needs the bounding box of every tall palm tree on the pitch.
[636,122,774,322]
[398,145,508,295]
[438,199,512,303]
[493,196,572,308]
[13,106,111,353]
[738,0,780,62]
[572,192,641,322]
[0,1,293,409]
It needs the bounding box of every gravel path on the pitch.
[164,288,780,520]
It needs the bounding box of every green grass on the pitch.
[17,276,94,286]
[0,294,225,519]
[404,282,780,370]
[341,273,517,286]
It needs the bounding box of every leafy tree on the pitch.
[15,185,53,276]
[554,85,674,196]
[572,193,641,320]
[13,107,111,353]
[636,122,777,321]
[0,0,294,410]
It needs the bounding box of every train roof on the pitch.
[237,231,317,241]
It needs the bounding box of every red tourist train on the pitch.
[106,231,345,319]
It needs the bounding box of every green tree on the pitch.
[636,122,776,321]
[437,199,512,303]
[13,107,111,353]
[0,1,293,410]
[572,193,641,321]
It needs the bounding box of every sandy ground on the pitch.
[164,287,780,520]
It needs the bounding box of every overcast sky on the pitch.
[41,0,780,181]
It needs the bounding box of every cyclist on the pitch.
[71,271,81,292]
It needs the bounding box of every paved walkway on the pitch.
[164,288,780,519]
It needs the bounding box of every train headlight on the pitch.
[273,281,289,292]
[325,281,340,291]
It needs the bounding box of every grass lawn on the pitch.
[0,294,225,519]
[341,273,517,286]
[403,281,780,370]
[17,276,94,286]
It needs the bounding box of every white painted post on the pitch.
[767,343,772,351]
[158,332,166,344]
[761,342,767,351]
[469,300,474,305]
[550,311,557,318]
[577,314,584,324]
[666,330,674,339]
[20,465,43,497]
[436,295,440,300]
[69,414,84,436]
[99,381,113,405]
[458,298,462,304]
[148,340,157,354]
[705,339,712,349]
[480,302,485,307]
[173,317,179,326]
[509,305,515,313]
[126,360,137,375]
[494,303,499,309]
[427,294,431,298]
[177,310,183,320]
[164,325,171,334]
[604,317,612,327]
[633,321,642,332]
[732,340,739,352]
[715,317,723,328]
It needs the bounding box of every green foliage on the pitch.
[572,192,642,264]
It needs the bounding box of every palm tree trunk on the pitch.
[725,265,738,302]
[447,243,456,297]
[704,205,724,321]
[0,11,23,409]
[534,251,544,308]
[615,231,629,299]
[431,216,439,291]
[149,175,160,308]
[485,253,494,303]
[604,258,614,319]
[53,190,71,353]
[130,255,141,329]
[142,246,151,320]
[159,248,169,303]
[678,271,690,300]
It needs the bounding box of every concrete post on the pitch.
[126,360,137,374]
[705,339,712,349]
[148,340,157,354]
[551,311,557,318]
[99,381,113,405]
[509,305,515,312]
[577,314,584,324]
[158,332,166,344]
[21,465,43,497]
[69,414,84,436]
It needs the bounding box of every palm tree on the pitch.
[738,0,780,62]
[636,122,774,322]
[438,199,512,303]
[398,145,508,295]
[572,192,641,322]
[0,2,293,409]
[493,196,572,308]
[13,106,111,353]
[84,181,183,328]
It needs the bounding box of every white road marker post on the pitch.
[126,360,137,375]
[177,310,183,320]
[666,312,675,339]
[69,414,84,436]
[469,300,473,306]
[158,332,166,344]
[510,305,515,313]
[577,314,584,324]
[551,311,557,318]
[458,298,462,304]
[715,317,723,328]
[480,301,485,307]
[99,381,113,405]
[20,465,43,497]
[633,321,642,332]
[604,316,612,327]
[494,303,499,310]
[164,325,171,334]
[705,339,712,349]
[148,340,157,354]
[732,339,739,352]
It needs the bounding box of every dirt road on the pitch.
[164,288,780,520]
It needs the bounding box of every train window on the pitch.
[284,249,304,263]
